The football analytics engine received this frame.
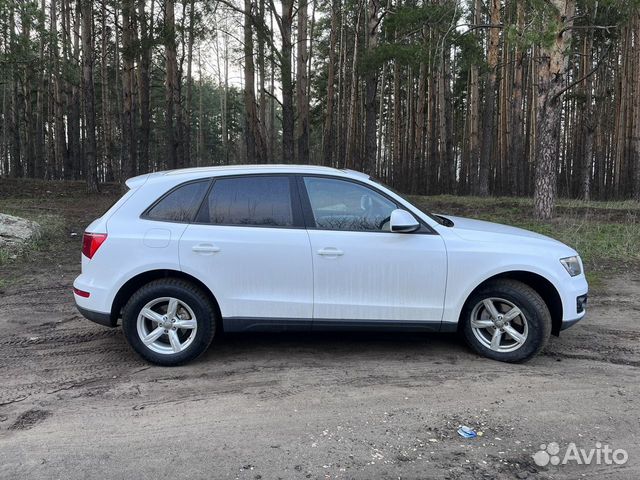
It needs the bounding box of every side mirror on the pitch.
[389,209,420,233]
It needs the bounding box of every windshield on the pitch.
[367,176,451,226]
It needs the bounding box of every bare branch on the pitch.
[551,44,613,103]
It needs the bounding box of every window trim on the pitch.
[296,174,436,235]
[191,173,305,229]
[140,178,213,224]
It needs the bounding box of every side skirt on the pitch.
[222,317,456,333]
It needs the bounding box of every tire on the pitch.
[460,279,551,363]
[122,278,216,366]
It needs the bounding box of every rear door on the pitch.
[299,175,447,328]
[179,175,313,330]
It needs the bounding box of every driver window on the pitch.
[303,177,397,232]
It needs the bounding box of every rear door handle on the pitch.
[317,248,344,256]
[192,244,221,254]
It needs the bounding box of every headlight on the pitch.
[560,256,582,277]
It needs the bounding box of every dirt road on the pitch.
[1,187,639,479]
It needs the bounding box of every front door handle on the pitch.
[192,244,221,254]
[317,248,344,257]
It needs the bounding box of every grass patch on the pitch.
[0,179,119,268]
[0,207,66,266]
[521,220,640,267]
[421,194,640,211]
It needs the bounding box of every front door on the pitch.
[300,176,447,328]
[179,175,313,330]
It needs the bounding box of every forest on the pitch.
[0,0,639,218]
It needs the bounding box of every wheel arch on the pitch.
[110,269,223,330]
[458,270,563,336]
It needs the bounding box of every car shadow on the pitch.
[199,330,469,364]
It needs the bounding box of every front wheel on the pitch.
[460,279,551,363]
[122,279,216,366]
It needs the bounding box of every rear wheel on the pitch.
[461,279,551,363]
[122,279,216,366]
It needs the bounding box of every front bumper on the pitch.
[75,303,117,328]
[560,316,583,331]
[559,293,588,331]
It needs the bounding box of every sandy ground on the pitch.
[1,189,639,479]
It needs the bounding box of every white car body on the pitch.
[74,165,587,337]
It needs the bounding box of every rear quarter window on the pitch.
[144,180,209,223]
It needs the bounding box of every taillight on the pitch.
[82,232,108,259]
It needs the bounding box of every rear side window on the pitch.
[145,180,209,222]
[196,176,293,227]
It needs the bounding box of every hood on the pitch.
[440,215,573,251]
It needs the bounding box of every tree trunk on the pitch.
[122,0,137,179]
[214,26,229,163]
[50,0,68,179]
[1,73,6,176]
[478,0,501,196]
[257,0,270,161]
[633,13,640,201]
[68,0,81,179]
[414,54,427,194]
[581,27,596,201]
[197,48,204,166]
[427,53,437,192]
[20,7,35,178]
[184,0,196,167]
[467,0,481,194]
[345,5,362,170]
[223,35,229,163]
[509,0,525,196]
[322,0,340,167]
[34,0,47,179]
[100,0,112,180]
[336,6,346,167]
[280,0,295,164]
[8,2,22,178]
[533,0,575,219]
[138,0,153,173]
[296,0,310,164]
[392,51,401,186]
[363,0,380,175]
[165,0,181,169]
[81,0,99,192]
[243,0,267,163]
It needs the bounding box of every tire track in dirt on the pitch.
[542,350,640,367]
[8,409,51,431]
[0,328,120,347]
[0,323,144,407]
[0,285,70,297]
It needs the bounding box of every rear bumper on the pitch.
[75,303,117,328]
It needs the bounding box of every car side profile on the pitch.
[73,165,588,366]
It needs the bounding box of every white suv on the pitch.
[74,165,588,365]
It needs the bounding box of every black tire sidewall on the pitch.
[461,282,550,363]
[122,281,215,366]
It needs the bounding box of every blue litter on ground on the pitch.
[457,426,478,438]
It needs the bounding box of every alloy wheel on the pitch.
[136,297,198,355]
[470,297,528,353]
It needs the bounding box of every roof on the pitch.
[162,164,347,176]
[126,165,371,189]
